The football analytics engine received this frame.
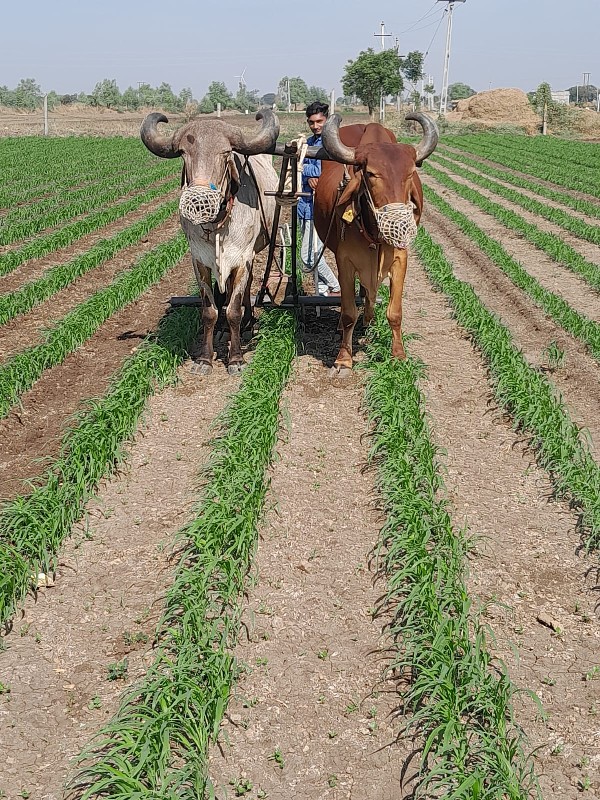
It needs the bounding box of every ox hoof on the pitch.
[190,360,213,376]
[329,365,352,380]
[227,362,246,377]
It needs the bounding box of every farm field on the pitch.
[0,130,599,800]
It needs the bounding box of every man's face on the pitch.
[307,112,327,136]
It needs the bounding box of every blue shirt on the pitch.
[297,133,322,220]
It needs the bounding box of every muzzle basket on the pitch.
[374,203,418,250]
[179,185,223,225]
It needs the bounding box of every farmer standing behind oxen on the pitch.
[297,102,341,296]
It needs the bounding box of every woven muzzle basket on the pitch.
[374,203,418,249]
[179,185,223,225]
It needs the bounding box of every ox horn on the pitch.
[405,112,439,165]
[321,114,358,164]
[140,112,180,159]
[225,108,280,155]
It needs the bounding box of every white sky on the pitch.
[1,0,597,98]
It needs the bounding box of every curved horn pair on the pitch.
[321,112,439,165]
[140,109,280,158]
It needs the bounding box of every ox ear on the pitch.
[337,172,362,207]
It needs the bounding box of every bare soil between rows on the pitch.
[421,174,600,457]
[0,252,191,502]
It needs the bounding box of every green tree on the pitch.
[568,84,597,104]
[307,85,328,103]
[277,76,308,110]
[137,83,157,108]
[156,82,181,111]
[91,78,121,109]
[198,95,215,114]
[122,86,140,110]
[342,48,403,118]
[448,82,476,101]
[261,92,276,106]
[12,78,43,110]
[179,87,193,107]
[206,81,234,110]
[234,87,260,112]
[402,51,424,85]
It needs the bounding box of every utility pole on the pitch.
[374,20,392,51]
[437,0,466,115]
[374,21,392,122]
[330,88,335,113]
[286,77,291,113]
[43,93,48,136]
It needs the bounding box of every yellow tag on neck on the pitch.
[342,206,355,223]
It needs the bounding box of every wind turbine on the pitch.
[235,68,247,93]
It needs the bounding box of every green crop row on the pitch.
[67,310,296,799]
[0,199,178,327]
[423,184,600,361]
[0,303,200,628]
[364,294,539,799]
[431,153,600,246]
[0,138,155,202]
[1,163,174,243]
[423,163,600,292]
[443,137,600,198]
[0,232,188,419]
[0,178,179,276]
[460,134,600,174]
[436,145,600,220]
[415,227,600,548]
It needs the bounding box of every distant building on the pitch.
[551,90,570,105]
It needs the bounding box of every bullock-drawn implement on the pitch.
[141,108,438,373]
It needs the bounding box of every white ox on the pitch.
[141,110,279,375]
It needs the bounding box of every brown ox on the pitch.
[313,113,438,374]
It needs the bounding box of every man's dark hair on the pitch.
[305,101,329,118]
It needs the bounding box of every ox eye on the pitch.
[366,170,377,179]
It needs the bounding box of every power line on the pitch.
[397,3,442,35]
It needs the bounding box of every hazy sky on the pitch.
[1,0,598,98]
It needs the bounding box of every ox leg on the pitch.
[191,259,217,376]
[226,263,251,376]
[332,266,358,376]
[387,249,408,360]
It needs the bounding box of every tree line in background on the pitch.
[0,77,330,115]
[2,72,594,120]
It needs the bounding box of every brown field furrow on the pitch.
[420,202,600,455]
[422,170,600,323]
[0,188,178,292]
[0,368,234,800]
[434,151,600,228]
[439,144,600,205]
[0,176,176,255]
[0,255,192,502]
[403,257,600,798]
[427,160,600,269]
[208,324,411,800]
[0,216,180,363]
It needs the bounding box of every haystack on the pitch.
[448,88,540,133]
